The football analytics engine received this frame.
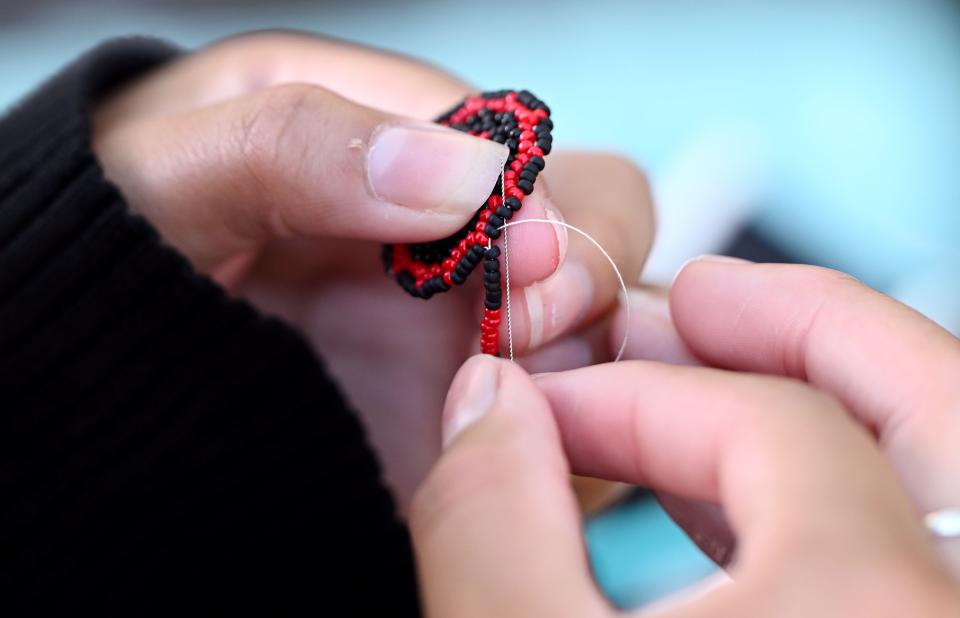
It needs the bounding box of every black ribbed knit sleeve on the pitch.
[0,38,419,617]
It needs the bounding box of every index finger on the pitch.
[669,259,960,511]
[534,363,935,571]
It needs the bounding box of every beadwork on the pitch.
[382,90,553,356]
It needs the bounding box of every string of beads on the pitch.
[382,90,553,355]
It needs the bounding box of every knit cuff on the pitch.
[0,38,417,615]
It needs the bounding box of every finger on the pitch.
[670,258,960,511]
[95,83,508,271]
[94,31,476,122]
[534,364,939,574]
[504,152,655,355]
[410,355,608,618]
[609,286,735,565]
[611,286,701,366]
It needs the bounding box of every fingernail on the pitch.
[517,337,593,373]
[672,254,753,285]
[697,254,752,265]
[368,123,509,215]
[442,355,501,448]
[622,288,670,321]
[618,288,700,365]
[544,204,568,265]
[524,258,593,349]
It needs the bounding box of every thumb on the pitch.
[410,355,608,618]
[94,83,508,271]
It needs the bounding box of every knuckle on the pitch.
[236,84,332,192]
[238,84,316,171]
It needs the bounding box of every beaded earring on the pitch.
[382,90,552,356]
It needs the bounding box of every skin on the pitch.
[412,259,960,616]
[611,259,960,576]
[411,259,960,618]
[93,31,654,507]
[91,30,958,614]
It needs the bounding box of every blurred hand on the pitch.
[92,31,654,506]
[411,354,959,617]
[609,257,960,577]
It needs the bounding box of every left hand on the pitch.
[93,31,654,506]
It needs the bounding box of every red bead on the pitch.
[529,146,544,157]
[510,160,524,173]
[443,272,453,285]
[442,258,456,271]
[518,140,533,152]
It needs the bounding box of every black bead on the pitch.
[517,179,534,195]
[484,224,501,238]
[505,139,518,151]
[536,140,552,155]
[484,283,502,295]
[451,270,466,285]
[496,205,513,219]
[505,197,522,211]
[519,170,537,183]
[484,271,500,283]
[488,214,504,229]
[486,246,501,259]
[530,156,545,170]
[539,117,554,130]
[484,298,502,310]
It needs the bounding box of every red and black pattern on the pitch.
[382,90,553,355]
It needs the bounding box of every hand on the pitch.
[92,31,654,506]
[411,354,960,617]
[611,257,960,576]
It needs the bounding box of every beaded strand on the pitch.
[382,90,553,356]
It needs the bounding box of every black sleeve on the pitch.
[0,38,419,617]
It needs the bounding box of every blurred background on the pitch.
[2,0,958,609]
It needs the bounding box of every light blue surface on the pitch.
[2,0,958,605]
[586,498,717,609]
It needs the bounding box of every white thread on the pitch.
[492,217,632,363]
[500,173,515,361]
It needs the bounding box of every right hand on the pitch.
[611,257,960,577]
[411,354,960,617]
